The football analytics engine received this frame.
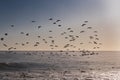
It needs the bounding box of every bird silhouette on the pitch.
[37,36,40,38]
[5,33,8,36]
[81,24,86,26]
[20,32,24,34]
[26,42,29,44]
[89,36,94,39]
[93,41,97,44]
[56,20,61,22]
[38,26,41,29]
[1,38,4,41]
[58,25,61,27]
[94,31,98,33]
[84,21,88,23]
[80,31,85,33]
[67,28,71,30]
[31,21,36,23]
[11,25,14,27]
[3,43,7,47]
[26,33,29,36]
[49,30,52,32]
[49,18,53,20]
[53,22,56,24]
[87,27,92,29]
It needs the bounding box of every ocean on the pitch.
[0,51,120,80]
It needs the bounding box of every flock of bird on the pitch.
[0,18,102,54]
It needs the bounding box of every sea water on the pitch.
[0,51,120,80]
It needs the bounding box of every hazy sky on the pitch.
[0,0,120,51]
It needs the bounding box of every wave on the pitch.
[0,62,55,71]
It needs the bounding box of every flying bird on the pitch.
[5,33,8,36]
[3,43,7,47]
[93,41,97,44]
[51,40,54,44]
[49,30,52,32]
[58,25,61,27]
[20,32,24,34]
[87,27,92,29]
[84,21,88,23]
[21,43,25,46]
[81,24,86,26]
[38,26,41,29]
[31,21,36,23]
[49,18,53,20]
[26,33,29,36]
[67,28,71,30]
[26,42,29,44]
[95,38,99,40]
[94,31,98,33]
[80,31,85,33]
[53,22,56,24]
[56,20,61,22]
[11,25,14,27]
[37,36,40,38]
[89,36,94,39]
[1,38,4,41]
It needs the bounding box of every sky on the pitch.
[0,0,120,51]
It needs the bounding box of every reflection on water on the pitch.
[0,51,120,80]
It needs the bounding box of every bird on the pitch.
[37,36,40,38]
[81,24,86,26]
[94,31,98,33]
[93,41,97,44]
[49,30,52,32]
[26,42,29,44]
[89,36,94,39]
[5,33,8,36]
[36,42,39,44]
[21,43,25,46]
[65,37,68,39]
[20,32,24,34]
[94,34,98,36]
[3,43,7,47]
[76,36,79,38]
[87,27,92,29]
[84,21,88,23]
[58,25,61,27]
[31,21,36,23]
[51,40,54,44]
[80,43,83,44]
[95,38,99,40]
[34,44,38,47]
[53,22,56,24]
[55,45,58,47]
[69,30,73,32]
[15,43,18,45]
[56,20,61,22]
[11,25,14,27]
[38,26,41,29]
[67,28,71,30]
[26,33,29,36]
[48,36,53,38]
[49,18,53,20]
[8,47,13,51]
[1,38,4,41]
[64,44,70,48]
[80,31,85,33]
